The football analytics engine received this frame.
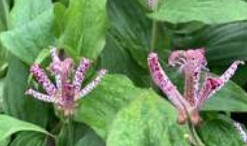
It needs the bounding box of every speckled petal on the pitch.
[25,88,57,103]
[30,64,56,95]
[148,52,190,110]
[77,69,107,100]
[198,60,244,108]
[73,58,91,92]
[220,60,244,83]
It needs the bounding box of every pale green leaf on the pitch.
[3,55,49,127]
[9,132,46,146]
[59,0,108,61]
[0,115,51,144]
[74,74,141,139]
[150,0,247,24]
[107,90,182,146]
[0,0,54,64]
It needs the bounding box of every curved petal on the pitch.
[30,64,56,95]
[148,52,189,110]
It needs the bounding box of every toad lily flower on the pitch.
[25,47,107,116]
[148,48,244,125]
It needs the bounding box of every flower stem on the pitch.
[150,20,158,52]
[149,0,160,52]
[188,120,205,146]
[67,116,74,146]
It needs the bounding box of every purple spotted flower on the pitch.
[25,47,107,116]
[148,48,244,125]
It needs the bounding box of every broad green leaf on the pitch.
[0,0,54,64]
[75,130,105,146]
[168,124,190,146]
[0,138,9,146]
[3,55,49,127]
[54,2,66,37]
[59,0,108,61]
[74,74,141,139]
[197,114,245,146]
[107,90,182,146]
[0,0,9,30]
[9,132,46,146]
[102,0,172,87]
[10,0,52,27]
[0,78,4,113]
[74,74,189,146]
[150,0,247,24]
[107,0,151,68]
[0,115,51,144]
[100,34,150,87]
[0,0,9,78]
[202,80,247,112]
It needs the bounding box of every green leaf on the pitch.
[0,0,9,30]
[53,2,66,37]
[100,34,150,87]
[107,0,151,68]
[3,55,49,127]
[0,0,9,78]
[150,0,247,24]
[74,74,189,146]
[101,0,172,87]
[197,114,245,146]
[0,78,4,113]
[106,90,180,146]
[0,0,54,64]
[59,0,108,61]
[0,115,51,144]
[102,0,173,88]
[0,138,10,146]
[9,132,46,146]
[168,124,190,146]
[202,79,247,112]
[74,74,141,139]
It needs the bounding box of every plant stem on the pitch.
[67,116,74,146]
[150,20,158,52]
[51,121,63,134]
[188,120,205,146]
[150,0,161,52]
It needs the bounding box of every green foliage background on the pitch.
[0,0,247,145]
